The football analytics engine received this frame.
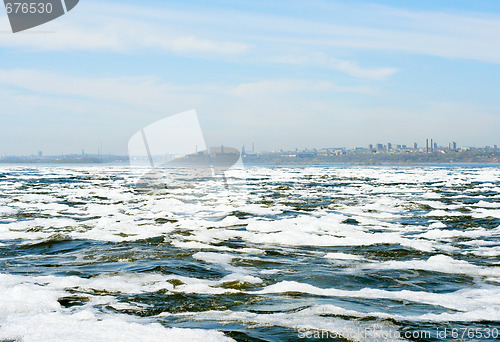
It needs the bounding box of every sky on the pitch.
[1,0,500,155]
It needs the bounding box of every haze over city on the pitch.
[1,0,500,155]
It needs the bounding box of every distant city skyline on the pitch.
[1,0,500,155]
[3,139,499,157]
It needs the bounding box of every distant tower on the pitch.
[453,142,457,151]
[413,142,418,150]
[387,143,392,151]
[434,142,437,150]
[431,139,433,153]
[426,139,429,153]
[369,144,373,150]
[38,151,43,157]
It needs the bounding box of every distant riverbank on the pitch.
[242,150,500,165]
[1,150,499,165]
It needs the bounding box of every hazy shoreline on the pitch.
[1,150,499,166]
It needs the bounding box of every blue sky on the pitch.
[1,0,500,155]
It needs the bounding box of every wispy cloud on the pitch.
[0,69,376,111]
[0,66,498,153]
[0,5,249,55]
[231,79,377,98]
[0,69,213,119]
[270,54,398,80]
[2,1,500,68]
[1,1,499,153]
[0,69,178,104]
[143,35,247,54]
[0,1,395,80]
[253,3,500,64]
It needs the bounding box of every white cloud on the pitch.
[0,67,498,154]
[0,2,394,80]
[0,68,380,144]
[259,4,500,64]
[270,54,398,80]
[2,1,500,66]
[1,1,499,153]
[0,69,378,111]
[328,59,398,80]
[0,69,208,108]
[231,79,377,98]
[0,4,248,55]
[144,35,247,54]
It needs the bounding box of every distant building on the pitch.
[387,143,392,151]
[414,142,418,150]
[453,142,457,150]
[38,151,42,157]
[376,143,384,151]
[369,144,373,150]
